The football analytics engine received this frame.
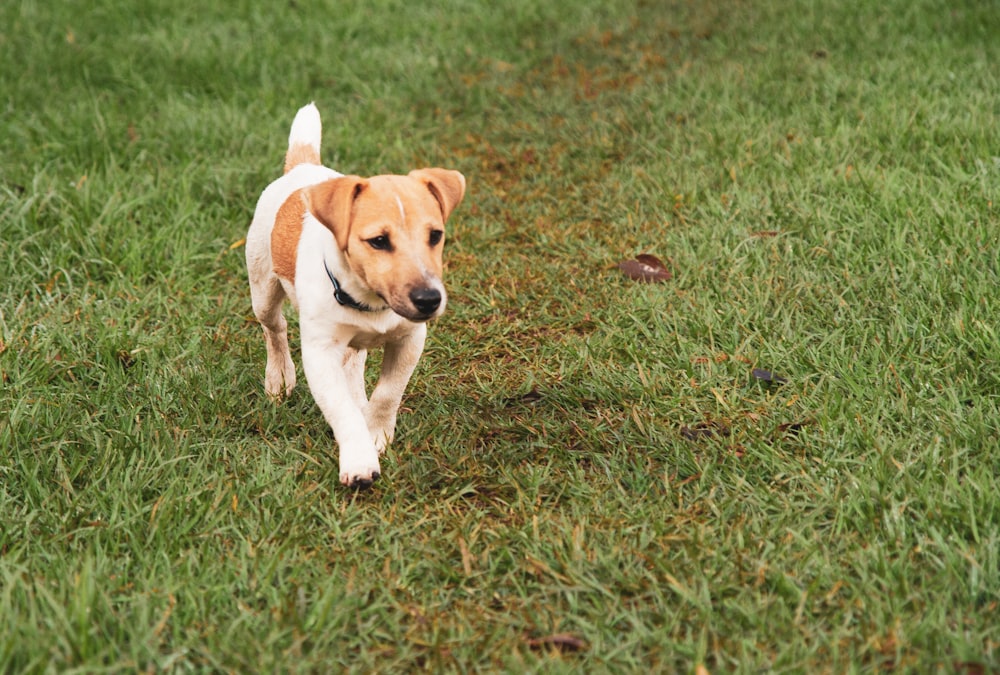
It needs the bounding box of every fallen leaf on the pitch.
[618,252,672,282]
[751,368,787,385]
[635,253,670,271]
[501,387,543,409]
[525,633,589,652]
[519,388,543,404]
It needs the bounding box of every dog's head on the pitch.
[307,168,465,322]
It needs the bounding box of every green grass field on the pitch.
[2,0,998,671]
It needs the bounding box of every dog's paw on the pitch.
[264,354,295,401]
[264,366,296,399]
[342,470,380,489]
[365,407,397,455]
[339,452,381,489]
[371,428,395,455]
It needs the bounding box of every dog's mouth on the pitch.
[392,304,445,323]
[388,286,446,322]
[399,312,435,323]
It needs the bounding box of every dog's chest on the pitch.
[347,322,417,351]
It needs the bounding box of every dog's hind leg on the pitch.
[251,276,297,399]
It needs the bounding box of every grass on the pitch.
[1,0,998,671]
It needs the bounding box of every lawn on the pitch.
[1,0,998,671]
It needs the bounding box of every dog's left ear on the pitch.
[409,168,466,222]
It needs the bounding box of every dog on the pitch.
[245,103,465,488]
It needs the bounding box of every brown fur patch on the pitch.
[272,190,306,283]
[284,142,321,174]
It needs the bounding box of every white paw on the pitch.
[339,448,381,488]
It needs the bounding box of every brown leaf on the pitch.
[501,387,543,409]
[618,253,672,282]
[525,633,589,652]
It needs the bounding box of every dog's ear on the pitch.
[409,168,466,222]
[307,176,368,250]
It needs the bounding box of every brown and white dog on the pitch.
[245,103,465,488]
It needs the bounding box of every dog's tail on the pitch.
[283,103,322,174]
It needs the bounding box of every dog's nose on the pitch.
[410,288,441,315]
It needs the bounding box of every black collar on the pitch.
[323,258,386,313]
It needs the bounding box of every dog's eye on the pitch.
[366,235,392,251]
[429,229,444,247]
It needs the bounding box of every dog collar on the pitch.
[322,258,386,313]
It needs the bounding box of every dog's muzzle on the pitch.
[409,287,442,318]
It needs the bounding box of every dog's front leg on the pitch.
[366,324,427,453]
[300,333,381,487]
[342,347,369,410]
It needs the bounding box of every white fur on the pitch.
[288,102,322,155]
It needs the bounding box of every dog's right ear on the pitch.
[307,176,368,251]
